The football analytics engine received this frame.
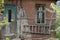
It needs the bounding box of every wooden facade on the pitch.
[0,0,57,40]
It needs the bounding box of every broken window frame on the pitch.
[36,4,45,24]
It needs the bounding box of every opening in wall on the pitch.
[36,4,45,24]
[8,9,12,22]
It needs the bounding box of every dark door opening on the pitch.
[8,9,12,22]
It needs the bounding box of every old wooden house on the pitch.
[0,0,57,40]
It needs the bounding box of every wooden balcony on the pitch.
[23,25,50,34]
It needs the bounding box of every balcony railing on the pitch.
[23,25,50,34]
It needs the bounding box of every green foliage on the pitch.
[51,3,60,39]
[0,16,14,29]
[0,17,9,29]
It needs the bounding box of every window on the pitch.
[36,4,45,23]
[8,9,12,22]
[20,9,26,18]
